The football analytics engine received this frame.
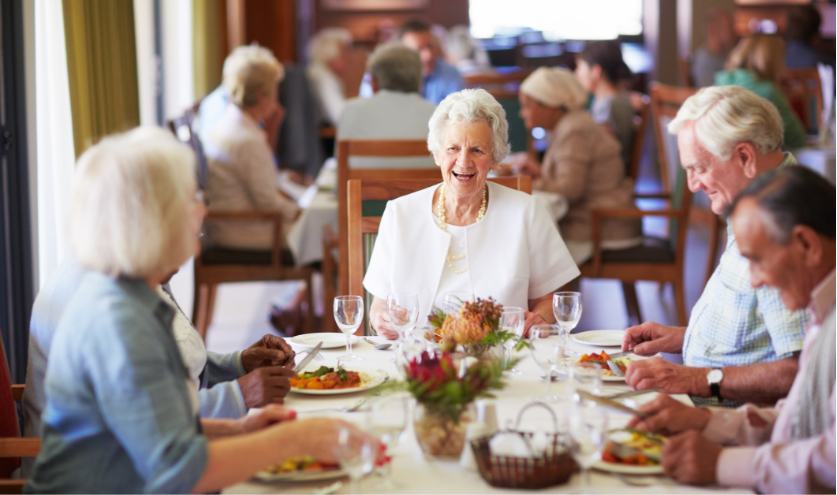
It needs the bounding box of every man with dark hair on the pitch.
[624,166,835,493]
[398,18,464,104]
[784,5,833,70]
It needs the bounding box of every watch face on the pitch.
[707,369,723,384]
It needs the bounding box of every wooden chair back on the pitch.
[346,177,532,334]
[336,139,440,295]
[0,334,39,493]
[627,92,651,182]
[678,56,694,88]
[778,68,824,135]
[166,102,208,190]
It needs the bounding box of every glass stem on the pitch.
[544,366,552,398]
[349,476,360,495]
[582,466,591,494]
[347,330,353,356]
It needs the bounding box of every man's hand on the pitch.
[625,358,709,396]
[522,311,546,336]
[237,366,296,408]
[626,393,712,435]
[662,431,722,485]
[622,322,687,355]
[241,335,294,372]
[237,404,297,434]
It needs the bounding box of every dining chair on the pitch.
[320,224,338,334]
[778,68,824,135]
[166,109,315,339]
[0,335,39,494]
[346,177,532,335]
[335,139,441,296]
[627,92,651,183]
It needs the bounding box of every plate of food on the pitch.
[254,456,345,482]
[571,330,624,347]
[290,333,361,349]
[577,351,630,381]
[595,429,665,475]
[289,366,388,395]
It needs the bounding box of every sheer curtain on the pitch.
[34,0,76,289]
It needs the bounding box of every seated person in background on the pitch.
[25,127,379,494]
[306,28,352,127]
[365,89,580,339]
[337,42,436,169]
[399,19,464,105]
[444,25,490,75]
[204,45,300,251]
[715,34,808,150]
[574,40,636,169]
[516,67,642,265]
[22,254,297,476]
[784,5,833,70]
[628,166,835,494]
[623,86,808,407]
[691,9,737,87]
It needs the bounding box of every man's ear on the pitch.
[793,225,823,268]
[737,142,759,179]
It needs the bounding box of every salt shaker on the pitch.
[475,399,499,434]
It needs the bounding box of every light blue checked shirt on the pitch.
[683,154,808,373]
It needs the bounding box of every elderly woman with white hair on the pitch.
[365,89,580,339]
[26,127,378,493]
[517,67,642,264]
[307,27,352,125]
[203,45,300,252]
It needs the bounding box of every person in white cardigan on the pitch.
[364,89,580,339]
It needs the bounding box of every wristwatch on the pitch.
[707,368,724,401]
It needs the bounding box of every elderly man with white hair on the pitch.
[516,67,642,264]
[336,42,436,169]
[364,89,580,339]
[622,86,808,406]
[306,28,352,126]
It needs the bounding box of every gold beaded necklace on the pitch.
[436,184,487,273]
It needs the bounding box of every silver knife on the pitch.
[577,390,649,419]
[606,350,634,360]
[604,388,663,400]
[293,341,323,372]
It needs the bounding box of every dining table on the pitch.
[226,333,752,494]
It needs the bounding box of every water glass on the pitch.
[366,395,409,489]
[499,307,525,374]
[443,291,473,314]
[553,292,582,335]
[568,406,608,495]
[334,427,376,494]
[529,324,568,402]
[567,362,603,404]
[334,295,364,362]
[385,293,420,340]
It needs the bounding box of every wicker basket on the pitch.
[471,402,576,489]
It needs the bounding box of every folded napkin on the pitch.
[489,432,532,458]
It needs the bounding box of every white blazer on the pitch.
[363,181,580,321]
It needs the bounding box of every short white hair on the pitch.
[308,28,352,64]
[222,45,284,108]
[668,85,784,160]
[367,42,422,93]
[428,89,510,163]
[71,127,198,278]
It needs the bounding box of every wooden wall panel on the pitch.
[245,0,297,62]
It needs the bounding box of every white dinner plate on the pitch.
[572,330,625,347]
[290,369,388,395]
[253,467,346,482]
[290,333,361,349]
[593,460,664,475]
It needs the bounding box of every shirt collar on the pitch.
[808,269,836,324]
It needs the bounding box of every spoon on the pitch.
[363,338,392,350]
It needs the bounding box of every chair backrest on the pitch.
[346,177,532,335]
[336,139,441,294]
[678,56,694,88]
[627,92,651,182]
[778,68,824,135]
[166,104,209,191]
[0,333,20,478]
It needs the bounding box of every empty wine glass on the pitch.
[385,293,419,340]
[529,324,568,402]
[566,362,603,404]
[334,295,364,362]
[443,291,473,314]
[568,405,608,495]
[334,427,376,494]
[499,307,525,374]
[366,395,409,489]
[553,291,582,334]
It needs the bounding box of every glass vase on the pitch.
[413,402,476,460]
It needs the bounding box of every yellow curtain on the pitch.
[193,0,225,101]
[63,0,139,158]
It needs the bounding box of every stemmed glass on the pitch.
[443,291,473,313]
[334,295,364,362]
[499,307,525,374]
[567,362,606,495]
[566,362,604,402]
[385,293,419,340]
[529,324,568,402]
[366,395,409,490]
[334,427,376,494]
[553,292,582,356]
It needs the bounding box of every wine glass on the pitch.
[553,291,582,334]
[334,427,376,495]
[443,291,473,313]
[566,362,604,404]
[334,295,364,362]
[568,405,608,495]
[529,324,568,402]
[366,395,409,489]
[499,307,525,374]
[385,293,419,340]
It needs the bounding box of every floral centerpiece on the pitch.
[396,350,506,458]
[427,297,528,358]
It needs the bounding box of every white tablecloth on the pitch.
[226,337,752,495]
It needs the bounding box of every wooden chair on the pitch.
[320,224,338,334]
[0,335,39,494]
[627,92,651,182]
[678,56,694,88]
[335,139,441,296]
[778,68,824,135]
[166,109,315,339]
[649,82,723,290]
[346,177,532,335]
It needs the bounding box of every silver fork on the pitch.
[297,398,367,415]
[294,348,325,362]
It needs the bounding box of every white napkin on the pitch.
[489,432,532,457]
